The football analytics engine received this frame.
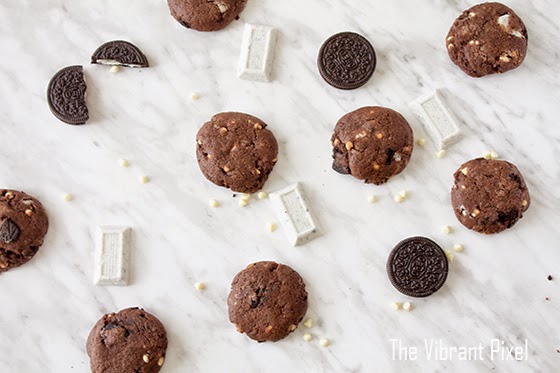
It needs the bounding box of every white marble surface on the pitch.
[0,0,559,372]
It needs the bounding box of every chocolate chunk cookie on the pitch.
[451,158,530,234]
[47,65,88,125]
[446,2,528,77]
[318,32,377,90]
[228,261,308,342]
[387,237,448,298]
[167,0,247,32]
[87,307,168,373]
[0,190,49,272]
[196,112,278,194]
[331,107,413,185]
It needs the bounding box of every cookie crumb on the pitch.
[303,319,313,328]
[545,297,550,301]
[391,302,401,310]
[367,195,377,204]
[441,225,452,234]
[194,282,205,291]
[402,302,412,311]
[139,175,150,184]
[63,193,73,202]
[119,158,129,167]
[436,150,447,159]
[110,66,120,74]
[453,244,464,252]
[303,333,313,342]
[209,199,219,208]
[416,138,426,146]
[319,338,330,347]
[258,191,268,200]
[266,223,276,233]
[548,275,553,281]
[190,92,200,100]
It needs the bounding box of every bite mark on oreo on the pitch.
[91,40,149,68]
[47,65,89,125]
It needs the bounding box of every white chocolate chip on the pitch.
[445,251,454,262]
[436,150,446,159]
[25,209,33,216]
[521,200,528,207]
[461,167,469,175]
[158,357,165,367]
[490,151,499,159]
[399,190,408,199]
[416,138,426,146]
[119,158,129,167]
[63,193,73,202]
[266,223,276,233]
[394,194,404,203]
[441,225,452,234]
[140,175,150,184]
[190,92,200,100]
[194,282,205,291]
[303,333,313,342]
[391,302,401,310]
[367,195,377,204]
[402,302,412,311]
[303,319,313,328]
[471,208,481,217]
[209,199,219,208]
[469,12,476,18]
[453,244,464,252]
[143,354,150,363]
[110,65,120,74]
[345,141,354,151]
[239,199,248,207]
[319,338,330,347]
[257,191,268,200]
[241,193,251,201]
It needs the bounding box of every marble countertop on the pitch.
[0,0,559,372]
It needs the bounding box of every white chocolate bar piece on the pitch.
[94,226,131,286]
[269,183,321,246]
[237,24,277,82]
[409,90,461,150]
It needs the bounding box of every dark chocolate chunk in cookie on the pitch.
[196,112,278,194]
[451,158,530,234]
[228,261,308,342]
[47,65,89,125]
[86,307,168,373]
[318,32,376,90]
[167,0,247,32]
[0,190,49,272]
[331,107,413,185]
[91,40,149,68]
[446,2,528,77]
[387,237,448,298]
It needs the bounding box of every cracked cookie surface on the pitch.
[331,107,413,185]
[228,261,308,342]
[86,307,168,373]
[196,112,278,194]
[446,2,528,77]
[0,190,48,272]
[451,158,530,234]
[167,0,247,31]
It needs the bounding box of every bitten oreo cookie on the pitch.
[387,237,448,298]
[167,0,247,32]
[196,112,278,194]
[318,32,376,90]
[446,2,528,77]
[228,261,308,342]
[451,158,530,234]
[331,107,413,185]
[91,40,149,68]
[47,65,88,125]
[86,307,168,373]
[0,190,49,272]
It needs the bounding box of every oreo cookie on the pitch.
[387,236,448,298]
[91,40,149,68]
[317,32,376,90]
[47,65,88,125]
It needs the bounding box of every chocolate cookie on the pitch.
[451,158,530,234]
[331,107,413,185]
[47,65,89,125]
[167,0,247,32]
[228,261,308,342]
[446,2,528,77]
[86,307,168,373]
[196,112,278,194]
[387,237,448,298]
[91,40,149,68]
[318,32,376,90]
[0,190,49,272]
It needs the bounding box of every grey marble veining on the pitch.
[0,0,559,372]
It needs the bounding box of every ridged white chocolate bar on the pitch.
[269,183,321,246]
[94,226,131,286]
[409,90,461,150]
[237,24,277,82]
